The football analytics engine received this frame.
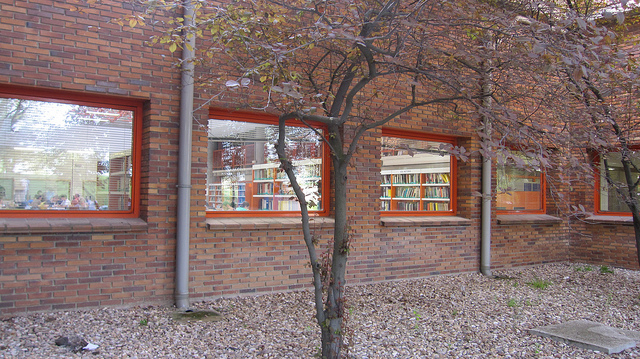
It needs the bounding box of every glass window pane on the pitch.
[0,97,133,211]
[496,165,542,212]
[600,153,640,213]
[207,119,323,212]
[381,136,452,212]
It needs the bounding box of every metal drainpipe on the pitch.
[480,39,493,277]
[175,0,196,310]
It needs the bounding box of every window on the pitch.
[597,152,640,214]
[0,86,142,217]
[206,109,327,216]
[496,152,545,213]
[380,129,456,215]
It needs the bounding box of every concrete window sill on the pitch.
[380,216,471,227]
[496,214,562,225]
[206,216,335,231]
[0,218,148,235]
[584,214,633,225]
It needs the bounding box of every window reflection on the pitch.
[206,119,323,212]
[380,136,453,212]
[496,152,543,212]
[600,153,640,213]
[0,97,133,211]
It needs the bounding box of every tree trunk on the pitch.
[619,156,640,267]
[631,212,640,267]
[320,159,349,359]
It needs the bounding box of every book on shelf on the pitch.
[257,183,273,195]
[392,173,420,184]
[260,198,273,210]
[253,161,321,181]
[254,167,277,180]
[277,200,301,211]
[277,184,295,196]
[396,201,419,211]
[298,162,321,178]
[423,201,450,211]
[425,173,450,184]
[395,186,419,198]
[424,186,450,199]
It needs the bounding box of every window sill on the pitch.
[584,214,633,225]
[206,216,335,230]
[496,214,562,225]
[0,218,148,235]
[380,216,471,227]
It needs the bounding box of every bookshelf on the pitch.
[251,158,321,211]
[206,168,252,210]
[207,159,321,211]
[207,183,223,209]
[207,182,248,210]
[380,169,451,212]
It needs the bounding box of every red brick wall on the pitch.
[571,223,639,270]
[0,0,182,314]
[492,223,570,268]
[190,224,334,297]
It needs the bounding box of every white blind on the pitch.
[0,97,133,210]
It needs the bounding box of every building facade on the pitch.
[0,0,636,316]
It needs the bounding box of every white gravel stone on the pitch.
[1,263,639,358]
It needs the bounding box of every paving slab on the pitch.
[530,320,640,354]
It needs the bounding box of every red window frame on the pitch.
[380,128,457,217]
[206,108,330,218]
[0,84,143,218]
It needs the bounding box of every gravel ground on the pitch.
[2,262,640,358]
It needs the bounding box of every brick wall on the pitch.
[0,0,182,315]
[492,223,570,268]
[571,223,639,270]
